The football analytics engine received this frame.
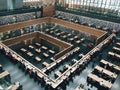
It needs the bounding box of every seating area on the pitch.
[0,64,22,90]
[108,41,120,60]
[0,24,40,40]
[17,41,58,69]
[0,14,118,89]
[44,27,86,45]
[0,2,120,89]
[87,59,120,90]
[54,11,120,32]
[0,12,41,26]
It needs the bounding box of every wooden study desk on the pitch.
[54,29,59,33]
[35,49,41,53]
[41,46,48,50]
[50,57,55,62]
[0,70,9,79]
[115,54,120,59]
[50,28,54,30]
[64,64,71,69]
[75,40,81,44]
[27,52,33,57]
[62,35,67,39]
[29,45,34,49]
[113,47,120,53]
[43,53,49,58]
[55,71,62,78]
[74,35,79,40]
[95,65,117,79]
[35,43,41,47]
[11,82,20,90]
[49,50,55,54]
[20,48,27,52]
[56,33,61,36]
[45,29,50,33]
[116,43,120,48]
[72,59,78,63]
[60,31,65,35]
[108,51,120,59]
[50,30,54,34]
[67,34,72,37]
[100,60,120,72]
[108,52,114,57]
[88,73,112,89]
[35,56,41,62]
[69,38,74,42]
[42,62,49,67]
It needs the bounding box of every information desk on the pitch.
[87,73,112,89]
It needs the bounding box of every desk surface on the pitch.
[95,65,117,78]
[27,52,33,57]
[20,48,27,52]
[11,82,20,90]
[42,46,48,50]
[43,53,49,57]
[108,52,114,56]
[0,70,9,79]
[29,45,34,49]
[43,62,49,67]
[116,43,120,47]
[113,47,120,52]
[35,43,41,47]
[88,73,112,89]
[55,71,62,77]
[100,60,120,72]
[49,50,55,54]
[35,49,41,53]
[35,56,41,62]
